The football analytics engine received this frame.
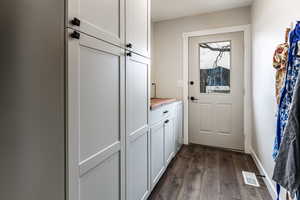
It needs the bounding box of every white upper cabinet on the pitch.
[67,0,151,57]
[126,0,151,57]
[68,0,125,47]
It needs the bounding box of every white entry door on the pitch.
[188,31,244,150]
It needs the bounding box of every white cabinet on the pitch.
[149,101,183,190]
[67,29,126,200]
[67,0,151,199]
[68,0,151,56]
[150,122,165,186]
[68,0,125,47]
[164,118,175,165]
[126,0,151,57]
[126,53,150,200]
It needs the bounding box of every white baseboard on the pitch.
[250,147,284,200]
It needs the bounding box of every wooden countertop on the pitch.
[150,98,177,110]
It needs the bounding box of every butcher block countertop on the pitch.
[150,98,177,110]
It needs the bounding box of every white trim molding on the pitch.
[250,147,284,200]
[182,25,252,153]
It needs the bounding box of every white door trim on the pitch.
[182,25,252,153]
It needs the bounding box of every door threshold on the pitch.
[188,143,245,154]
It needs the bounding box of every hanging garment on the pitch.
[272,36,300,198]
[273,43,289,104]
[273,22,300,159]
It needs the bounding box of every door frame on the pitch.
[182,25,252,153]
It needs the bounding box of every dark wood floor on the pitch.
[148,144,272,200]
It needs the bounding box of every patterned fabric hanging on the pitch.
[273,22,300,159]
[273,43,289,104]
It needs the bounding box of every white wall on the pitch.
[251,0,300,198]
[152,6,251,99]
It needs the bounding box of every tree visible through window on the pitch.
[199,41,231,94]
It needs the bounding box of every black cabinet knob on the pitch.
[126,43,132,48]
[163,110,168,114]
[71,17,81,26]
[70,31,80,39]
[164,120,169,124]
[126,52,132,57]
[190,81,194,85]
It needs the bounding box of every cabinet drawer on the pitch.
[150,107,167,125]
[163,104,176,119]
[150,103,177,125]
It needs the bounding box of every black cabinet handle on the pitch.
[163,110,168,114]
[70,31,80,39]
[126,43,132,48]
[126,52,132,57]
[71,17,81,26]
[190,96,199,101]
[164,120,169,124]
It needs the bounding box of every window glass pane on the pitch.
[199,41,231,94]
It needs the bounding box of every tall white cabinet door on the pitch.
[126,53,150,200]
[126,0,150,57]
[67,29,125,200]
[68,0,125,47]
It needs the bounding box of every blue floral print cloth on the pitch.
[273,22,300,159]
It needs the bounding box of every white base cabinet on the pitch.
[164,117,175,165]
[150,122,165,186]
[149,101,183,190]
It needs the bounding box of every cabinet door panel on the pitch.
[126,53,149,134]
[68,0,125,47]
[126,0,150,57]
[164,118,174,165]
[80,153,120,200]
[150,122,165,186]
[67,29,125,200]
[79,44,120,161]
[128,130,149,200]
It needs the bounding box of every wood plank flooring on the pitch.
[148,144,272,200]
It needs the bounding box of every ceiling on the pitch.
[151,0,253,22]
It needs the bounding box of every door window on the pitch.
[199,41,231,94]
